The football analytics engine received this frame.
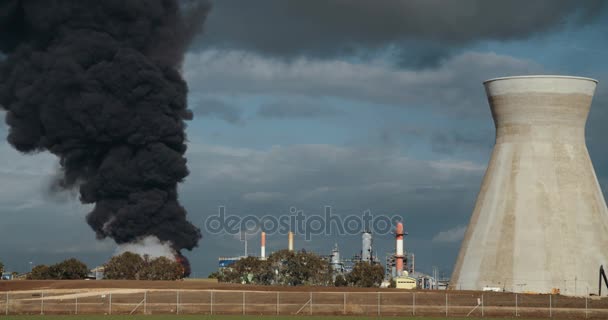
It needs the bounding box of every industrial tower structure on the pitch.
[451,76,608,296]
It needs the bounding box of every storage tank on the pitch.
[450,76,608,296]
[331,243,341,265]
[362,231,373,262]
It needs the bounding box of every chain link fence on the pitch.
[1,289,608,318]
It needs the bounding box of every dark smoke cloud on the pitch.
[201,0,606,67]
[0,0,209,253]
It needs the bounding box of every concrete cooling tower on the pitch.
[450,76,608,296]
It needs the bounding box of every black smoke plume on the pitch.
[0,1,209,255]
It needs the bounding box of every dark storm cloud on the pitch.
[201,0,606,66]
[0,0,209,255]
[257,100,341,119]
[184,51,543,117]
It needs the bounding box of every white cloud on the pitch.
[432,225,467,243]
[184,50,542,115]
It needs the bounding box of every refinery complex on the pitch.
[218,223,442,290]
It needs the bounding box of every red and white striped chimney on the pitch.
[261,231,266,259]
[395,222,405,276]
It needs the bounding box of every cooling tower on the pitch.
[450,76,608,296]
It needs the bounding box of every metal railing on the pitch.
[1,289,607,318]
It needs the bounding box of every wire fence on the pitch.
[1,289,608,318]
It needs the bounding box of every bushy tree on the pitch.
[346,262,385,287]
[220,250,332,286]
[267,249,296,285]
[28,265,51,280]
[222,256,271,284]
[27,259,89,280]
[104,252,184,280]
[141,256,183,280]
[334,274,348,287]
[49,258,89,279]
[286,251,332,286]
[0,260,4,274]
[104,252,145,280]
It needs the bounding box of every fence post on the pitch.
[109,293,112,315]
[515,293,518,317]
[481,293,484,317]
[40,291,44,315]
[310,292,312,315]
[343,292,346,315]
[277,291,280,315]
[144,290,147,315]
[413,292,416,316]
[210,290,213,315]
[176,290,180,315]
[243,291,245,315]
[585,294,588,319]
[549,294,552,318]
[5,292,8,316]
[75,296,78,315]
[377,292,380,316]
[446,292,448,317]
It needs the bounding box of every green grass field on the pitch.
[0,316,546,320]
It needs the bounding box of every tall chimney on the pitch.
[395,222,404,276]
[450,75,608,296]
[261,231,266,259]
[288,231,294,251]
[411,253,415,274]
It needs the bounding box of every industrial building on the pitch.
[86,266,105,280]
[216,222,441,290]
[451,76,608,296]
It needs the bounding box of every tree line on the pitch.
[25,252,184,280]
[209,249,385,287]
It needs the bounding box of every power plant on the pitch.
[218,223,430,288]
[451,76,608,295]
[215,76,607,294]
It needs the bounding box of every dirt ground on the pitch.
[1,280,608,319]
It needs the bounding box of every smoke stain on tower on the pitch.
[0,0,210,266]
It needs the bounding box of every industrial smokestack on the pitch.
[0,1,209,262]
[395,222,404,276]
[288,231,294,251]
[261,231,266,259]
[411,253,415,274]
[450,76,608,295]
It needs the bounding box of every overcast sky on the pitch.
[2,0,608,278]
